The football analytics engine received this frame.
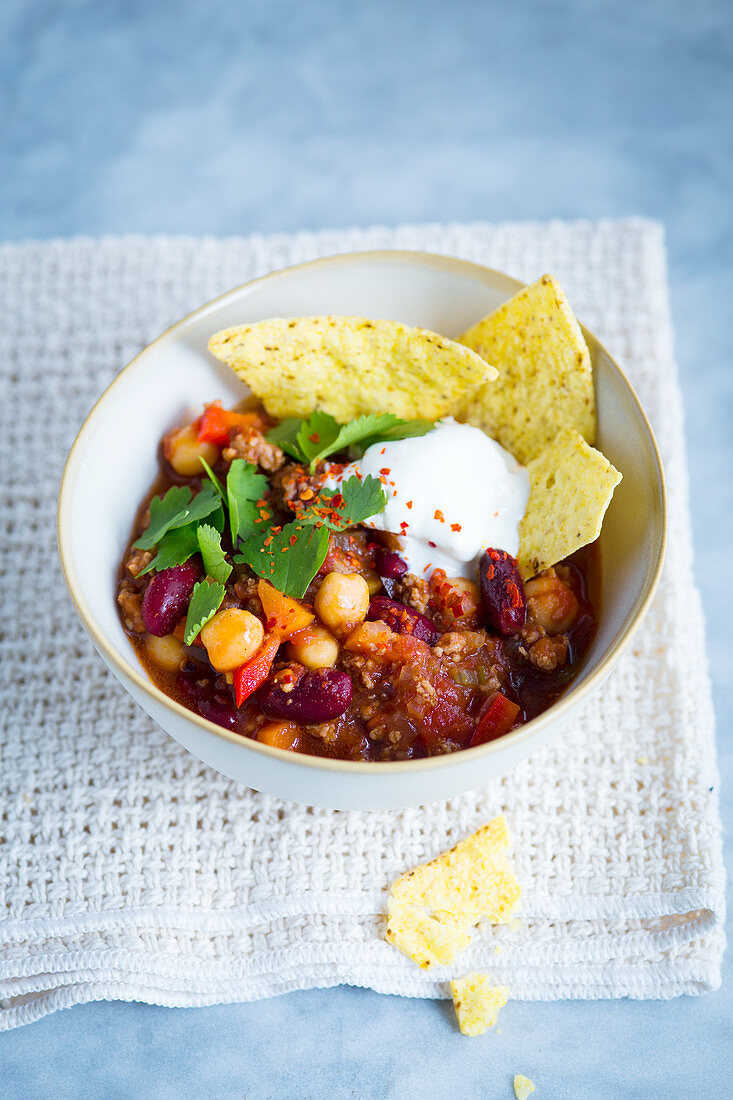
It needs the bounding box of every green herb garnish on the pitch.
[265,410,434,472]
[133,484,221,550]
[183,579,226,644]
[227,459,269,547]
[297,474,386,531]
[235,522,330,599]
[137,522,200,575]
[197,523,233,584]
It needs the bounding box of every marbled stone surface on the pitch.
[1,1,731,1096]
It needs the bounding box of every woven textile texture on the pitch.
[0,219,724,1029]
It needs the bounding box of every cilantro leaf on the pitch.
[235,522,330,599]
[354,416,435,454]
[264,410,435,473]
[197,524,232,584]
[325,474,387,527]
[199,456,226,500]
[138,522,200,575]
[295,411,342,466]
[184,579,226,645]
[299,474,387,531]
[312,412,433,466]
[264,418,308,461]
[133,484,221,550]
[227,459,269,547]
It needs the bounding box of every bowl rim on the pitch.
[57,249,667,776]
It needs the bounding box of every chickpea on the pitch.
[164,423,219,477]
[200,608,264,672]
[257,722,300,751]
[525,570,579,635]
[287,625,340,670]
[144,632,185,672]
[314,572,370,634]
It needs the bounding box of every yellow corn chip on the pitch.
[517,427,622,579]
[389,816,521,930]
[458,275,595,464]
[385,900,472,969]
[514,1075,536,1100]
[450,973,508,1036]
[208,316,495,422]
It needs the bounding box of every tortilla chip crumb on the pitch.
[458,274,595,464]
[517,427,621,579]
[450,973,508,1036]
[385,900,472,969]
[208,315,494,423]
[514,1074,536,1099]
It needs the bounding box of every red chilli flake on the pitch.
[406,500,413,510]
[450,522,462,532]
[379,447,386,455]
[309,433,320,444]
[434,509,444,522]
[380,467,391,476]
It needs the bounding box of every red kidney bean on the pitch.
[375,548,408,579]
[259,668,353,723]
[178,670,239,731]
[367,595,439,645]
[142,559,201,636]
[479,549,526,635]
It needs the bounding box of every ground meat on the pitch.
[393,573,430,614]
[222,427,285,472]
[528,635,569,671]
[269,462,327,513]
[125,548,153,577]
[339,649,385,692]
[117,586,146,635]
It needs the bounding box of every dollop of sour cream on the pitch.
[326,418,530,580]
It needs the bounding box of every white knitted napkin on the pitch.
[0,219,724,1030]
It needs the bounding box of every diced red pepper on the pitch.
[233,634,280,708]
[197,402,261,446]
[470,692,521,747]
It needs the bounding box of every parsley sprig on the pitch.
[266,410,434,473]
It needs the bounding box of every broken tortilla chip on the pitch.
[389,816,521,932]
[450,973,509,1036]
[517,427,622,579]
[386,900,472,969]
[208,316,495,423]
[457,275,595,464]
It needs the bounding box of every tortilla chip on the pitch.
[450,973,508,1036]
[514,1075,536,1100]
[517,427,622,579]
[386,900,472,969]
[389,816,521,930]
[458,275,595,464]
[208,316,495,422]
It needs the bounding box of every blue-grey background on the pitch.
[2,0,731,1096]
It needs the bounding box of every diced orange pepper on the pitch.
[257,579,314,640]
[197,402,264,446]
[233,634,280,707]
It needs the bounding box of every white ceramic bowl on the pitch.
[58,251,666,810]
